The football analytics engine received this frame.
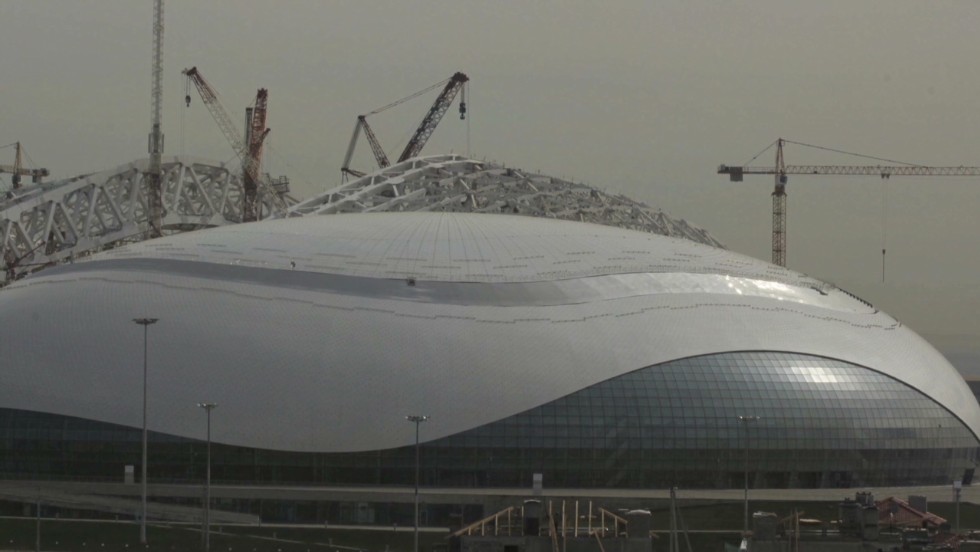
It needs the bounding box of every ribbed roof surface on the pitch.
[3,213,977,452]
[102,212,793,285]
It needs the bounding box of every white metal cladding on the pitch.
[94,212,790,285]
[1,212,977,452]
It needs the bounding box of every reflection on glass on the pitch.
[0,352,976,489]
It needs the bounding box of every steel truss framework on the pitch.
[290,154,724,248]
[1,154,722,285]
[0,156,286,283]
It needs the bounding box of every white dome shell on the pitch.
[1,212,977,452]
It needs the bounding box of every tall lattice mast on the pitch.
[772,139,787,267]
[146,0,165,238]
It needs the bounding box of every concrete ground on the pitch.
[0,480,971,516]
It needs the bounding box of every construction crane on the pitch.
[146,0,165,238]
[0,142,49,190]
[183,66,276,222]
[342,71,468,179]
[244,89,271,221]
[341,116,390,179]
[718,138,980,268]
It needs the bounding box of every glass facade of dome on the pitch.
[4,352,975,490]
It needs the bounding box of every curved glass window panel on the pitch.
[433,352,979,488]
[0,352,976,489]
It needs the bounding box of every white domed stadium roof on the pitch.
[2,212,977,452]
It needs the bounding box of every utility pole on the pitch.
[954,479,962,535]
[737,415,759,536]
[198,403,218,552]
[406,415,429,552]
[35,489,40,552]
[133,317,159,544]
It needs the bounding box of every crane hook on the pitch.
[459,83,467,120]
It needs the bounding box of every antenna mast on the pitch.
[146,0,165,238]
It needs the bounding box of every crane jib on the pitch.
[719,164,980,181]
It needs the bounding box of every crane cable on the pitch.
[881,178,888,283]
[742,139,779,167]
[179,76,187,156]
[0,142,38,168]
[744,138,924,168]
[743,138,909,282]
[781,139,904,282]
[363,76,452,117]
[354,75,456,162]
[465,82,471,157]
[781,139,922,167]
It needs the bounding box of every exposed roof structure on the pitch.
[0,156,290,284]
[290,154,723,248]
[1,153,719,285]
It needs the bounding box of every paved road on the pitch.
[4,480,971,505]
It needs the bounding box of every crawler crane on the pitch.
[342,72,468,178]
[183,66,283,221]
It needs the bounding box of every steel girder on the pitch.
[0,156,285,283]
[0,153,722,284]
[288,154,725,249]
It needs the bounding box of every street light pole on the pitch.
[197,403,218,552]
[737,415,759,536]
[133,317,158,545]
[405,415,429,552]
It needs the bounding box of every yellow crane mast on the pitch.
[0,142,49,191]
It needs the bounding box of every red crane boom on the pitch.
[243,89,271,221]
[397,71,468,163]
[183,66,278,221]
[342,72,468,178]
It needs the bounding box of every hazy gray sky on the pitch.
[4,1,980,371]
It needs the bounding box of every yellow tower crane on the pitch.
[718,138,980,268]
[0,142,49,191]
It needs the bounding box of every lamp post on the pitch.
[197,403,218,552]
[737,415,759,536]
[405,415,429,552]
[133,317,158,545]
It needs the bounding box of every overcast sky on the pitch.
[4,1,980,372]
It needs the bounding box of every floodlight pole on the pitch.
[198,403,218,552]
[35,488,40,552]
[133,317,158,545]
[737,415,759,536]
[406,415,429,552]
